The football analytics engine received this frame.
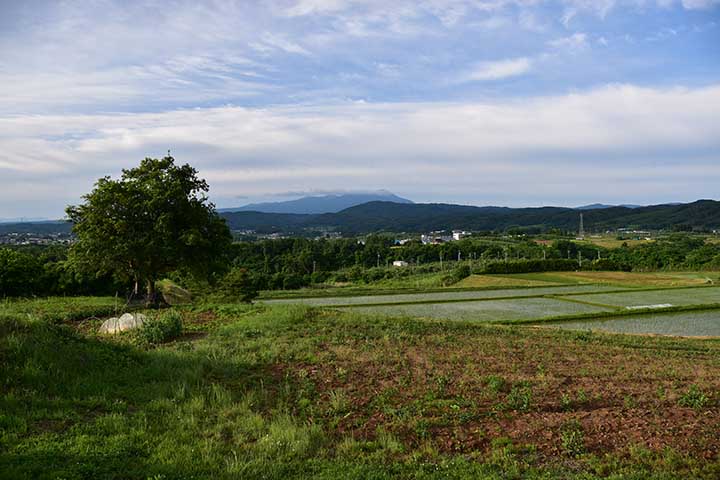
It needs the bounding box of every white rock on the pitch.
[99,313,147,334]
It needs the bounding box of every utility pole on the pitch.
[440,252,443,271]
[458,251,461,262]
[377,253,380,268]
[578,251,583,267]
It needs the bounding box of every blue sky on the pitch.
[0,0,719,218]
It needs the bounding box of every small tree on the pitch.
[218,267,258,302]
[66,156,232,303]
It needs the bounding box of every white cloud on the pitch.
[1,83,718,216]
[547,32,588,50]
[251,33,311,55]
[682,0,720,9]
[466,58,532,81]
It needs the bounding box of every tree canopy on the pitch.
[66,156,232,301]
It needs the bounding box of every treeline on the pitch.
[2,234,720,297]
[0,246,123,297]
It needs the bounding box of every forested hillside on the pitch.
[222,200,720,234]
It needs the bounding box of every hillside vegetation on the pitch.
[1,301,719,479]
[221,200,720,234]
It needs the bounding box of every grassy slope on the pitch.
[1,302,719,479]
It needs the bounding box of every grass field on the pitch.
[576,237,654,249]
[1,301,719,479]
[491,271,718,287]
[454,275,561,288]
[0,296,127,323]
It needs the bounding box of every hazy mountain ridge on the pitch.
[219,191,413,214]
[575,203,642,210]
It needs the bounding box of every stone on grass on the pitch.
[99,313,147,334]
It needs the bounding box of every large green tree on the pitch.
[66,156,232,302]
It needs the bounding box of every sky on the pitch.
[0,0,719,219]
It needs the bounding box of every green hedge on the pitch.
[478,259,579,274]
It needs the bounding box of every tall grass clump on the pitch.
[136,309,183,344]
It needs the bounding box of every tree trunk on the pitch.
[146,279,157,306]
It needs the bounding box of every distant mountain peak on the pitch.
[219,191,413,215]
[575,203,643,210]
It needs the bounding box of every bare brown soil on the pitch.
[278,327,720,460]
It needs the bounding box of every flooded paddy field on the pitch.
[542,309,720,337]
[561,286,720,309]
[263,284,629,307]
[343,297,614,322]
[265,282,720,337]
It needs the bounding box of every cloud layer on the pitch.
[0,0,718,216]
[2,83,718,216]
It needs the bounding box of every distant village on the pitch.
[0,231,73,246]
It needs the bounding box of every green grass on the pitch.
[0,296,128,323]
[2,299,719,479]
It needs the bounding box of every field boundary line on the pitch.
[259,282,582,300]
[302,290,628,309]
[546,295,621,310]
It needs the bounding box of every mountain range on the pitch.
[221,199,720,234]
[575,203,642,210]
[218,191,413,214]
[2,199,719,237]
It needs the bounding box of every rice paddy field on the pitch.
[346,297,614,323]
[562,287,720,309]
[262,284,630,307]
[271,273,720,338]
[545,310,720,337]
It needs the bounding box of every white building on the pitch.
[392,260,409,267]
[452,230,470,241]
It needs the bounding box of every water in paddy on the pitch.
[345,297,614,323]
[544,310,720,337]
[263,284,629,307]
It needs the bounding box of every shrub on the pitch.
[282,273,306,290]
[310,271,329,284]
[443,265,471,286]
[0,248,44,297]
[136,309,183,344]
[480,259,579,274]
[218,268,258,302]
